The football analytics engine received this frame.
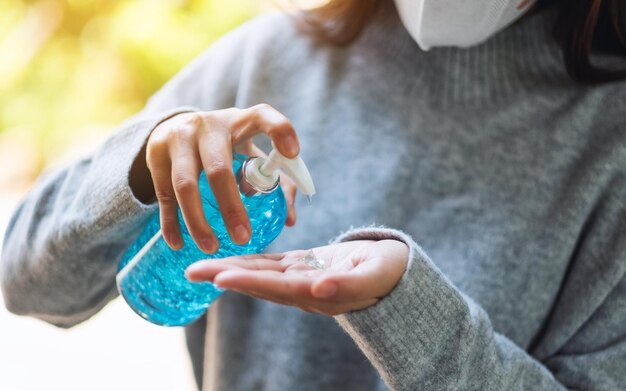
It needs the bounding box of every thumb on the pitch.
[310,262,392,301]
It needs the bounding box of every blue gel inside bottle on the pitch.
[117,154,286,326]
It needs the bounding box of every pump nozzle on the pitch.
[238,148,316,198]
[260,149,316,197]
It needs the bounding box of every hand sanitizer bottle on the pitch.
[116,149,315,326]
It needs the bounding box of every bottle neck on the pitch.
[237,157,280,198]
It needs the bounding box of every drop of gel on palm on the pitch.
[301,249,326,270]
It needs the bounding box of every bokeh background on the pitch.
[0,0,306,389]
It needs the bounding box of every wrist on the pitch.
[128,109,198,204]
[129,141,155,204]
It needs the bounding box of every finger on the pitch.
[310,259,398,301]
[185,262,244,282]
[229,288,294,308]
[281,178,297,227]
[213,269,313,300]
[146,150,182,250]
[227,285,378,316]
[230,104,300,158]
[311,298,379,316]
[186,253,288,281]
[170,143,218,254]
[198,126,251,245]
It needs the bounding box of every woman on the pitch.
[2,0,625,389]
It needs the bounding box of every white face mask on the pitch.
[393,0,537,50]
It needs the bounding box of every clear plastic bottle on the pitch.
[116,151,315,326]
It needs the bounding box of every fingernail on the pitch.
[167,231,182,249]
[233,224,250,244]
[317,283,337,298]
[284,136,299,156]
[201,238,217,253]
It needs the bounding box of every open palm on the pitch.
[186,239,409,316]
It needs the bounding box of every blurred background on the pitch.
[0,0,302,389]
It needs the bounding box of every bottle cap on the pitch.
[241,147,316,197]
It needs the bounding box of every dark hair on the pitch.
[299,0,626,84]
[551,0,626,83]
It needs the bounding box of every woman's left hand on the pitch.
[186,240,409,316]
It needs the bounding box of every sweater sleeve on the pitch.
[0,18,255,327]
[333,217,626,390]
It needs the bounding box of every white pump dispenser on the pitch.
[239,148,316,198]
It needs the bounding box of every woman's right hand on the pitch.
[137,104,301,254]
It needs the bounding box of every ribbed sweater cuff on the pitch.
[333,226,467,389]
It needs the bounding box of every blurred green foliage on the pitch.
[0,0,260,174]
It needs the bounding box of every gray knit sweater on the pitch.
[2,3,625,390]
